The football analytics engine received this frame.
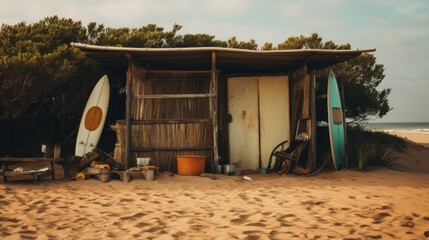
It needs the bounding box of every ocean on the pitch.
[367,122,429,133]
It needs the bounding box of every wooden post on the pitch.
[310,71,317,173]
[210,51,219,170]
[339,78,348,168]
[302,74,310,119]
[125,62,133,170]
[290,66,308,139]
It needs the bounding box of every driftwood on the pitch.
[75,148,116,170]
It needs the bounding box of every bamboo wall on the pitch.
[114,69,216,172]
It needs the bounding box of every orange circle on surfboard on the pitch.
[84,106,103,131]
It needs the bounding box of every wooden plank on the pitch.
[228,77,259,170]
[133,93,215,99]
[302,74,310,119]
[130,146,213,152]
[130,119,211,125]
[0,157,59,162]
[125,63,133,170]
[258,76,290,170]
[137,70,216,74]
[310,71,317,173]
[211,51,219,167]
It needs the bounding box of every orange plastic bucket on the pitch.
[176,155,206,175]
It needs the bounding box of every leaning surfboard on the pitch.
[327,70,345,171]
[75,75,110,157]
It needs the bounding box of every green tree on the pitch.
[227,36,258,50]
[0,16,98,121]
[274,33,391,122]
[0,16,106,155]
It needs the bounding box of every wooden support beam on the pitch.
[124,62,133,170]
[130,146,213,152]
[310,71,317,173]
[133,93,216,99]
[302,74,310,119]
[135,70,214,74]
[210,51,219,169]
[289,66,308,140]
[129,119,211,125]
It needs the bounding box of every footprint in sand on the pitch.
[175,210,186,215]
[401,216,415,228]
[191,224,204,231]
[230,214,251,224]
[380,205,393,211]
[18,230,37,235]
[171,231,186,238]
[276,214,295,227]
[238,193,249,201]
[365,234,382,239]
[246,222,266,227]
[0,217,21,223]
[134,222,146,228]
[372,212,391,224]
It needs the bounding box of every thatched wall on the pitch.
[114,69,216,172]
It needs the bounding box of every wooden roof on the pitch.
[71,43,375,74]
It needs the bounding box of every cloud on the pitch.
[375,0,429,17]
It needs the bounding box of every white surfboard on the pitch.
[75,75,110,157]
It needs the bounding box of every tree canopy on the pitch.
[0,16,391,155]
[270,33,391,122]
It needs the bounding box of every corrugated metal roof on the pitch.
[71,42,375,74]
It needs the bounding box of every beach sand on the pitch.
[1,170,428,239]
[0,132,428,239]
[388,131,429,174]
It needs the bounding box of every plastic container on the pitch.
[223,164,236,176]
[176,155,206,176]
[137,157,151,166]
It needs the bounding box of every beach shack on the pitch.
[71,43,374,173]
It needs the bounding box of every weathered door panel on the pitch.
[259,76,290,169]
[227,77,260,170]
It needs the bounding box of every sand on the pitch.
[388,131,429,174]
[0,171,428,239]
[0,132,428,239]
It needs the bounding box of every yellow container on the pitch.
[176,155,206,176]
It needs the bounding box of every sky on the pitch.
[1,0,428,122]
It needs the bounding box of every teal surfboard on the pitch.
[327,70,345,171]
